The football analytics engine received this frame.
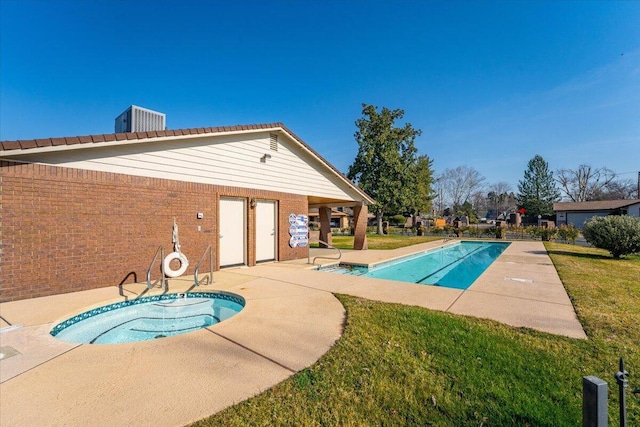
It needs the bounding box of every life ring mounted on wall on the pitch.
[163,251,189,278]
[163,218,189,278]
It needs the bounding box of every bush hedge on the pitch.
[582,215,640,258]
[557,224,580,244]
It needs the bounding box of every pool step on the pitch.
[319,264,367,276]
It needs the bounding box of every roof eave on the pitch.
[0,123,376,206]
[0,127,282,157]
[276,126,375,205]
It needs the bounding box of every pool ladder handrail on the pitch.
[147,245,168,291]
[194,245,214,287]
[309,239,342,265]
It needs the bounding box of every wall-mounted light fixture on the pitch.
[260,153,272,163]
[250,198,257,208]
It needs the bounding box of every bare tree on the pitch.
[487,182,514,220]
[438,166,485,209]
[556,165,616,202]
[592,178,638,200]
[470,190,488,218]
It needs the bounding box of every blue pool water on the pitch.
[327,241,509,290]
[51,292,245,344]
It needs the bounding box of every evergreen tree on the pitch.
[347,104,421,234]
[409,154,435,216]
[516,155,561,217]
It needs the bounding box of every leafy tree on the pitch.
[516,155,561,217]
[582,216,640,258]
[347,104,421,234]
[408,154,435,216]
[391,215,406,226]
[453,201,478,223]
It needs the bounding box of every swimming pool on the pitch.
[51,292,245,344]
[326,241,509,289]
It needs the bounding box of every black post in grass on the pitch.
[583,375,608,427]
[614,358,629,427]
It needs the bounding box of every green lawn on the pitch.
[314,234,442,250]
[192,242,640,426]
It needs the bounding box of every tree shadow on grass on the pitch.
[545,250,612,261]
[523,250,548,255]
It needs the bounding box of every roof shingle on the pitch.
[0,121,374,204]
[554,199,640,211]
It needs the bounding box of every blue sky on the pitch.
[1,0,639,189]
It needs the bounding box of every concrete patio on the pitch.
[0,240,586,426]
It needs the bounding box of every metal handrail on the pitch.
[147,246,166,291]
[194,245,214,287]
[309,239,342,265]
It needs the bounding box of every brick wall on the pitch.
[277,198,309,261]
[0,161,308,302]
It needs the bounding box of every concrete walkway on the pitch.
[0,241,585,426]
[261,240,586,339]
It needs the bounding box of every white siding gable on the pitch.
[13,131,360,201]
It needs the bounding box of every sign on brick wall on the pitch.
[288,213,309,247]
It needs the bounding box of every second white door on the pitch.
[219,198,246,267]
[256,200,277,262]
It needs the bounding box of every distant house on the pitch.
[308,207,351,229]
[553,199,640,228]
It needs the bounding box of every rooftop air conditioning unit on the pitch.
[115,105,166,133]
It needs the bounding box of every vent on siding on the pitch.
[269,133,278,151]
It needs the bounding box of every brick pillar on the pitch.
[352,204,368,250]
[319,207,332,248]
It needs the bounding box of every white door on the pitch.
[256,200,277,262]
[219,198,246,267]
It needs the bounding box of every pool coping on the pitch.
[0,240,586,426]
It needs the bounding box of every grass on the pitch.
[313,234,442,250]
[191,242,640,426]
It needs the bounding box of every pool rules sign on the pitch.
[288,213,309,248]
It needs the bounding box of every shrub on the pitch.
[582,215,640,258]
[455,226,468,237]
[509,226,527,240]
[391,215,406,226]
[530,227,558,241]
[467,226,481,237]
[430,227,443,235]
[557,224,580,244]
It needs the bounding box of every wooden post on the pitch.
[352,204,368,250]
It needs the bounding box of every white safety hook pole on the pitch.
[172,217,181,254]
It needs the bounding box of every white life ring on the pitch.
[163,252,189,277]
